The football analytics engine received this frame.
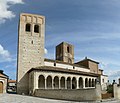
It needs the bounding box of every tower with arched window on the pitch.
[56,42,74,64]
[17,13,45,94]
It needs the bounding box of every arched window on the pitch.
[34,25,39,33]
[67,46,70,53]
[25,23,31,32]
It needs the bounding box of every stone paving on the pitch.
[0,93,120,103]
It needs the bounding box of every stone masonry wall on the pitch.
[34,84,101,101]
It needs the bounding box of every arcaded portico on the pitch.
[28,66,98,94]
[37,74,96,89]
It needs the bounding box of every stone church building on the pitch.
[17,13,108,97]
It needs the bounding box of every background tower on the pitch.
[56,42,74,64]
[17,13,45,94]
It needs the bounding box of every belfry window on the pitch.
[67,46,70,53]
[34,25,39,33]
[25,23,31,32]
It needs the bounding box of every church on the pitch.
[17,13,108,97]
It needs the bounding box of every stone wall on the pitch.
[34,84,101,101]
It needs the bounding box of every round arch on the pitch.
[79,77,83,88]
[54,76,59,89]
[85,78,89,87]
[38,75,45,89]
[67,77,71,89]
[46,75,52,89]
[60,76,65,89]
[72,77,77,89]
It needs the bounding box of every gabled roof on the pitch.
[76,57,99,64]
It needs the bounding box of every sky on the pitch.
[0,0,120,83]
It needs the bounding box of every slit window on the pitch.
[26,23,31,32]
[34,25,39,33]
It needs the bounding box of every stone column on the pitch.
[83,78,85,89]
[34,72,38,89]
[52,79,54,89]
[65,79,67,89]
[76,78,79,89]
[71,79,72,89]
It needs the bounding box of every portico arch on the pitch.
[54,76,59,89]
[89,78,92,87]
[46,75,52,89]
[60,76,65,89]
[72,77,77,89]
[85,78,89,87]
[38,75,45,89]
[79,77,83,88]
[67,77,71,89]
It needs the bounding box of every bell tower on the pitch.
[56,42,74,64]
[17,13,45,94]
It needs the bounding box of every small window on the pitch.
[26,23,31,32]
[67,46,70,53]
[54,62,56,66]
[31,40,33,44]
[34,25,39,33]
[73,66,75,69]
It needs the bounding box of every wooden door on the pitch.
[0,81,3,93]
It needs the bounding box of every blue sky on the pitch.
[0,0,120,82]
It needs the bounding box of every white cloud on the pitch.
[0,0,24,24]
[0,44,12,62]
[44,48,48,54]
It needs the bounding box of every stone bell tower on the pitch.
[17,13,45,94]
[56,42,74,64]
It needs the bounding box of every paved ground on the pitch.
[0,93,120,103]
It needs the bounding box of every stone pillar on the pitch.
[52,79,54,89]
[71,79,72,89]
[76,78,79,89]
[83,78,85,88]
[65,79,67,89]
[34,72,38,89]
